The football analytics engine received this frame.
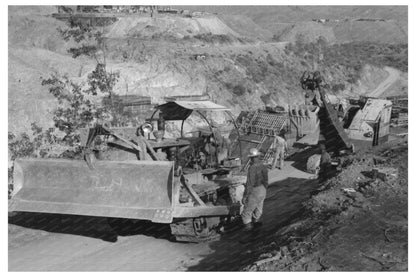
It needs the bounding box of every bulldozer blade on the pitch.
[10,158,176,223]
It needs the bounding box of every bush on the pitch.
[331,83,346,93]
[193,33,233,44]
[8,132,34,160]
[232,84,246,96]
[235,55,268,83]
[286,40,408,86]
[8,123,81,160]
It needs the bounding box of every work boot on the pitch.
[242,222,254,232]
[253,221,263,228]
[239,223,258,243]
[223,220,243,234]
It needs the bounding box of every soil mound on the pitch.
[105,15,240,39]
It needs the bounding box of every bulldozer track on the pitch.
[170,217,221,243]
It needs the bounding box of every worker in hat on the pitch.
[271,133,288,170]
[241,148,269,231]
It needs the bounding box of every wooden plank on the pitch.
[182,178,206,206]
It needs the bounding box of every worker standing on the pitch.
[271,134,288,170]
[318,144,332,180]
[241,148,269,231]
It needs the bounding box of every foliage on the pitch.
[193,33,233,44]
[85,63,120,96]
[225,82,246,96]
[9,18,122,160]
[41,74,97,143]
[285,39,408,86]
[323,42,408,72]
[331,83,346,93]
[39,66,124,150]
[236,54,268,83]
[8,123,80,160]
[58,18,107,64]
[8,132,34,160]
[45,18,120,150]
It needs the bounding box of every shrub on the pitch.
[331,83,346,93]
[8,132,34,160]
[232,84,246,96]
[193,33,233,44]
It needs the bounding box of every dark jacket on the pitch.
[320,151,331,167]
[319,151,332,180]
[246,161,269,190]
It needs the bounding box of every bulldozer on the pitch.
[9,100,246,242]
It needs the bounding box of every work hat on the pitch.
[248,148,261,157]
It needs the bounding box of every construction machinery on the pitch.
[300,71,392,150]
[9,100,246,242]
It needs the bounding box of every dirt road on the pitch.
[9,161,317,271]
[368,66,400,98]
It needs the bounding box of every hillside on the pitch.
[181,6,408,28]
[274,22,336,43]
[180,6,408,43]
[105,15,241,39]
[8,6,408,137]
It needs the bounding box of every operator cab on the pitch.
[140,100,242,174]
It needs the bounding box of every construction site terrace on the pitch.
[7,5,408,272]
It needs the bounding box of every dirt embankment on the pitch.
[332,64,407,99]
[105,15,241,39]
[368,67,401,97]
[8,8,306,135]
[244,138,408,271]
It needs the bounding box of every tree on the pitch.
[58,18,119,96]
[32,18,122,157]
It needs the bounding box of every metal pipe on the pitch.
[149,108,158,121]
[180,120,185,138]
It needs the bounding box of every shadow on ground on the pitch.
[187,177,321,271]
[286,145,319,172]
[9,212,173,243]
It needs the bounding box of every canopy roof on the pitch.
[157,101,230,121]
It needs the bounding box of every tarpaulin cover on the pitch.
[158,101,230,121]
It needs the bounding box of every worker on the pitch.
[318,144,332,180]
[304,90,315,105]
[301,71,324,107]
[241,148,269,231]
[155,149,167,161]
[167,147,178,163]
[271,134,288,170]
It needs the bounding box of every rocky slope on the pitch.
[182,6,408,43]
[244,137,408,271]
[8,6,408,136]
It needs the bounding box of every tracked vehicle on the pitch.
[9,100,246,242]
